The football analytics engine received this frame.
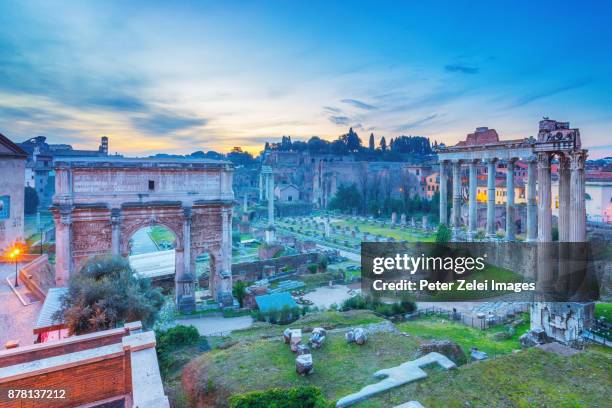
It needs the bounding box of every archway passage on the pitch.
[128,225,177,280]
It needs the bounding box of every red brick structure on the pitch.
[0,322,168,407]
[51,157,235,311]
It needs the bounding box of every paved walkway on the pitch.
[130,250,175,279]
[0,262,41,347]
[131,227,158,255]
[304,285,355,308]
[171,315,254,336]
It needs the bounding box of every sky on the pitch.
[0,0,611,158]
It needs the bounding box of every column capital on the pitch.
[484,157,498,164]
[506,157,518,165]
[525,154,538,163]
[110,208,122,226]
[183,206,193,221]
[558,153,571,170]
[570,150,587,171]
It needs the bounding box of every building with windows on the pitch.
[0,133,27,252]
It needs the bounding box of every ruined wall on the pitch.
[230,252,321,283]
[0,156,25,251]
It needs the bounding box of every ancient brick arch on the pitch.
[52,157,235,311]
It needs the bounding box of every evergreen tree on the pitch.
[380,136,387,151]
[368,133,375,150]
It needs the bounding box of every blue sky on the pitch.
[0,0,611,157]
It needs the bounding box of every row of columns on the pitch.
[439,150,586,242]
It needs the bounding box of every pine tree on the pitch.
[369,133,375,150]
[380,136,387,151]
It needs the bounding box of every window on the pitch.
[288,195,293,202]
[0,196,9,219]
[148,180,155,191]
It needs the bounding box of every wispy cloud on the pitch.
[323,106,342,113]
[445,64,479,74]
[396,114,438,131]
[510,78,591,108]
[329,115,351,125]
[132,112,208,134]
[340,99,377,110]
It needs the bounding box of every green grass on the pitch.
[185,329,420,406]
[365,347,612,408]
[595,302,612,323]
[332,219,435,242]
[396,314,530,357]
[148,226,176,247]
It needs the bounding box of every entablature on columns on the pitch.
[437,146,534,162]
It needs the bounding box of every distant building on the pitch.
[0,133,27,252]
[425,172,440,199]
[274,183,300,202]
[17,136,110,209]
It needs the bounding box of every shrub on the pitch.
[229,386,329,408]
[341,294,415,317]
[155,325,201,377]
[307,264,318,274]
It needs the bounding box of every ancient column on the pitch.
[110,208,121,256]
[439,161,448,225]
[505,159,516,241]
[569,151,587,242]
[526,158,537,242]
[218,207,234,306]
[267,174,274,226]
[451,160,462,234]
[54,206,72,286]
[468,160,478,239]
[486,159,497,238]
[537,153,552,242]
[182,206,192,278]
[558,155,571,242]
[259,172,264,201]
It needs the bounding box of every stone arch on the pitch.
[120,217,183,256]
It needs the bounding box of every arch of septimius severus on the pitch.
[51,157,235,312]
[436,118,587,243]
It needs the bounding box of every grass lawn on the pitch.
[148,225,176,246]
[595,302,612,322]
[183,329,421,406]
[333,219,435,242]
[367,346,611,408]
[176,309,611,408]
[396,314,530,357]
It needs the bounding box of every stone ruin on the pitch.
[296,353,313,375]
[346,327,367,345]
[309,327,326,349]
[336,352,456,407]
[415,340,467,366]
[283,328,314,375]
[523,302,595,347]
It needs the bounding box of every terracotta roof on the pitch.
[0,133,28,157]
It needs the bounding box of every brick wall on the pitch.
[0,354,128,408]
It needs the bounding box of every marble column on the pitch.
[439,161,448,225]
[110,208,121,255]
[259,172,264,201]
[267,173,274,226]
[569,151,587,242]
[468,160,478,239]
[486,159,497,238]
[526,158,537,242]
[54,206,72,286]
[451,160,462,232]
[505,159,516,241]
[537,153,552,242]
[182,206,192,279]
[558,155,571,242]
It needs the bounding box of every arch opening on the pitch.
[128,224,177,282]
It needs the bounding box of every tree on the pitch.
[369,133,375,150]
[436,224,451,243]
[380,136,387,152]
[24,186,38,214]
[328,184,362,212]
[233,280,248,308]
[341,127,362,152]
[56,255,164,335]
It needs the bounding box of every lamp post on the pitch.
[9,247,20,288]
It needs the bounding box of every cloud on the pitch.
[328,115,351,125]
[340,99,377,110]
[510,79,591,108]
[444,64,479,74]
[132,112,208,134]
[396,114,438,131]
[323,106,342,113]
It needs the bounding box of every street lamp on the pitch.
[9,247,21,288]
